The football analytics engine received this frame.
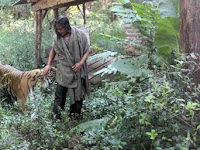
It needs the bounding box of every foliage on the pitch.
[75,117,107,132]
[73,61,200,149]
[0,13,53,70]
[0,20,35,69]
[89,21,126,54]
[158,0,179,17]
[87,1,126,54]
[110,0,180,63]
[154,17,180,55]
[0,0,16,7]
[2,0,200,150]
[0,85,71,150]
[112,54,152,78]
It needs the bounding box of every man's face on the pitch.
[56,24,67,37]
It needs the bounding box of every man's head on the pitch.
[54,16,71,38]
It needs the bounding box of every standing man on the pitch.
[43,16,90,119]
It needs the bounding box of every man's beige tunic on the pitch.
[52,27,90,104]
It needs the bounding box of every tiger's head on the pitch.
[40,67,57,88]
[24,67,56,89]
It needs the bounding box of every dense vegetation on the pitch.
[1,0,200,149]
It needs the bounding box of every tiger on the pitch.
[0,64,56,110]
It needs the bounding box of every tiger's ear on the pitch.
[40,69,46,77]
[50,67,57,72]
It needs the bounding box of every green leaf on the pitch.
[197,125,200,130]
[154,17,180,55]
[112,55,152,78]
[146,129,158,140]
[158,0,179,17]
[75,118,107,132]
[150,54,164,65]
[110,6,126,13]
[144,94,154,102]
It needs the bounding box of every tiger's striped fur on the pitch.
[0,64,56,110]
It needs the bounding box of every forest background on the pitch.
[0,0,200,149]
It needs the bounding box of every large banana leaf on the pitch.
[154,17,180,55]
[112,55,152,78]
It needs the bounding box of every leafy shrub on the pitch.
[75,59,200,149]
[110,0,180,64]
[0,85,71,149]
[0,16,53,70]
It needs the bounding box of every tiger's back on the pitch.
[0,64,56,110]
[0,65,23,100]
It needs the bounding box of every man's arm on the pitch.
[47,48,56,66]
[43,48,56,76]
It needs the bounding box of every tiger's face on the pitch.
[39,67,56,88]
[26,67,56,89]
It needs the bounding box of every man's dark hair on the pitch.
[54,16,72,38]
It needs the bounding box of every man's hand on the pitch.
[72,62,83,72]
[42,65,52,77]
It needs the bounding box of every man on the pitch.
[43,16,90,119]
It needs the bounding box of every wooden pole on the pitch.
[53,8,59,19]
[35,10,42,68]
[83,1,86,24]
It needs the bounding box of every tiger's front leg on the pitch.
[17,80,33,111]
[17,94,28,111]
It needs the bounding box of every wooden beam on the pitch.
[32,0,74,11]
[27,0,38,2]
[32,0,95,11]
[35,10,43,68]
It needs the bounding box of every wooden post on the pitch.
[180,0,200,84]
[53,8,59,19]
[35,10,42,68]
[83,1,86,24]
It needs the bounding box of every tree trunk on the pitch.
[180,0,200,54]
[180,0,200,84]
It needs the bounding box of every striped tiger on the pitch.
[0,64,56,110]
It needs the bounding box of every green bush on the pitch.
[2,1,200,150]
[76,71,200,149]
[0,16,53,70]
[0,85,72,149]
